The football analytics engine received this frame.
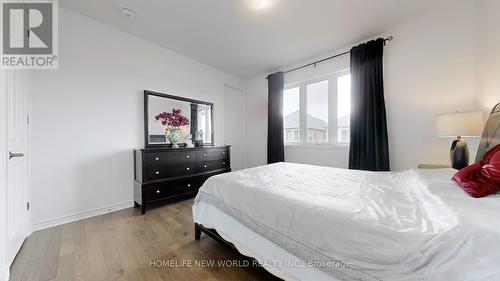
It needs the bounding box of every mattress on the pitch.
[192,163,500,281]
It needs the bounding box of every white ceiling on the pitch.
[60,0,454,79]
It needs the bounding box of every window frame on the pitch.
[282,86,301,143]
[283,69,350,147]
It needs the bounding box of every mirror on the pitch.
[144,90,214,147]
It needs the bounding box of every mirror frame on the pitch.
[144,90,214,148]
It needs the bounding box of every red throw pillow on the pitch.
[452,144,500,198]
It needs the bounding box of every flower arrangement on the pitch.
[155,109,189,148]
[155,108,189,128]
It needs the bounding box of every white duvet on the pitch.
[193,163,500,281]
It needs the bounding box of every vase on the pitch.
[166,128,181,148]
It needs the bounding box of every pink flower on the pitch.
[155,108,190,128]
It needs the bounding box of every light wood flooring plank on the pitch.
[10,198,279,281]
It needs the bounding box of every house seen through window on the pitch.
[283,73,351,145]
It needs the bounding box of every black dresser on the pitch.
[134,145,230,214]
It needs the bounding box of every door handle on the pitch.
[9,151,24,159]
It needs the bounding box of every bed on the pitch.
[192,103,500,281]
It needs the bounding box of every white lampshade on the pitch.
[436,111,483,137]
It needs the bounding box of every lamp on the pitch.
[436,111,483,169]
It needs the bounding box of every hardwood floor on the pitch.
[10,198,280,281]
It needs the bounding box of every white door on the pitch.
[4,69,30,265]
[224,85,246,170]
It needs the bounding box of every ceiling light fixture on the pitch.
[245,0,275,11]
[121,7,136,19]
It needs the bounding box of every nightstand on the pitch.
[418,164,453,169]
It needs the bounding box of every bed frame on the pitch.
[194,223,280,279]
[194,223,236,249]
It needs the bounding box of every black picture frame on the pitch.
[144,90,214,148]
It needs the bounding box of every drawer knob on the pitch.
[186,155,190,158]
[223,151,226,155]
[186,167,190,171]
[203,153,207,157]
[156,190,160,194]
[203,165,207,168]
[155,171,160,175]
[223,162,226,165]
[155,157,160,161]
[187,184,191,187]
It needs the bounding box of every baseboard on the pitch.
[31,201,134,232]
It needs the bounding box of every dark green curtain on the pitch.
[349,38,390,171]
[267,72,285,164]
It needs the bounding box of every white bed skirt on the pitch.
[193,200,340,281]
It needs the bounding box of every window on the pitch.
[283,71,351,146]
[283,87,300,142]
[337,74,351,143]
[197,105,212,143]
[307,80,328,143]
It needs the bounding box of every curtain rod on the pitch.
[266,36,393,79]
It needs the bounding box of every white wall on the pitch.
[245,0,481,171]
[383,0,479,170]
[30,8,243,229]
[476,0,500,116]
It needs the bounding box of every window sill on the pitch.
[284,143,349,150]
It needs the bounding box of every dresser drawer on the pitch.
[144,151,195,166]
[196,148,228,161]
[197,159,230,172]
[144,162,196,181]
[134,146,231,214]
[144,178,200,202]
